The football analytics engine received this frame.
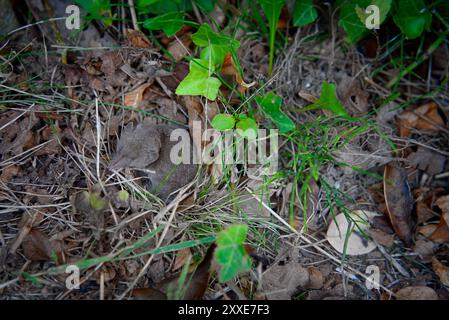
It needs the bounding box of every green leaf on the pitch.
[310,82,349,118]
[137,0,187,15]
[236,115,258,138]
[214,224,252,283]
[118,190,129,202]
[293,0,318,27]
[338,0,392,43]
[392,0,431,39]
[255,92,295,133]
[88,193,107,211]
[211,114,236,131]
[259,0,286,75]
[192,24,240,68]
[143,11,185,37]
[175,59,222,100]
[75,0,113,25]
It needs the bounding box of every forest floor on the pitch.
[1,0,449,300]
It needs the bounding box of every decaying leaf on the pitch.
[326,210,377,255]
[124,83,153,108]
[262,261,310,300]
[369,228,395,247]
[396,102,445,138]
[383,162,414,246]
[429,196,449,243]
[429,213,449,243]
[125,29,153,48]
[133,244,216,300]
[172,248,192,271]
[407,147,446,176]
[395,286,439,300]
[413,239,435,262]
[167,33,192,62]
[0,165,20,183]
[306,266,324,290]
[22,229,64,263]
[432,257,449,287]
[220,52,255,92]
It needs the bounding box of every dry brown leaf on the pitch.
[297,91,318,103]
[132,288,167,300]
[432,257,449,286]
[22,228,63,262]
[125,29,153,48]
[172,248,192,271]
[160,62,189,91]
[369,228,395,247]
[416,202,436,225]
[407,147,446,176]
[337,74,369,114]
[124,83,153,108]
[413,239,435,262]
[429,213,449,243]
[395,286,438,300]
[0,165,20,183]
[262,261,310,300]
[167,33,192,62]
[418,224,438,237]
[383,162,414,246]
[221,52,255,92]
[133,244,215,300]
[397,102,445,138]
[429,196,449,243]
[306,266,324,290]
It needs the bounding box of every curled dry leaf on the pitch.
[429,213,449,243]
[221,52,256,92]
[429,196,449,243]
[326,210,377,255]
[396,102,444,138]
[124,83,153,108]
[395,286,439,300]
[431,257,449,287]
[383,162,414,246]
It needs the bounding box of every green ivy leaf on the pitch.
[310,82,349,118]
[175,59,222,100]
[192,24,240,68]
[338,0,392,43]
[211,114,236,131]
[293,0,318,27]
[259,0,286,75]
[236,114,258,138]
[214,224,252,283]
[255,92,295,133]
[392,0,431,39]
[143,11,185,37]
